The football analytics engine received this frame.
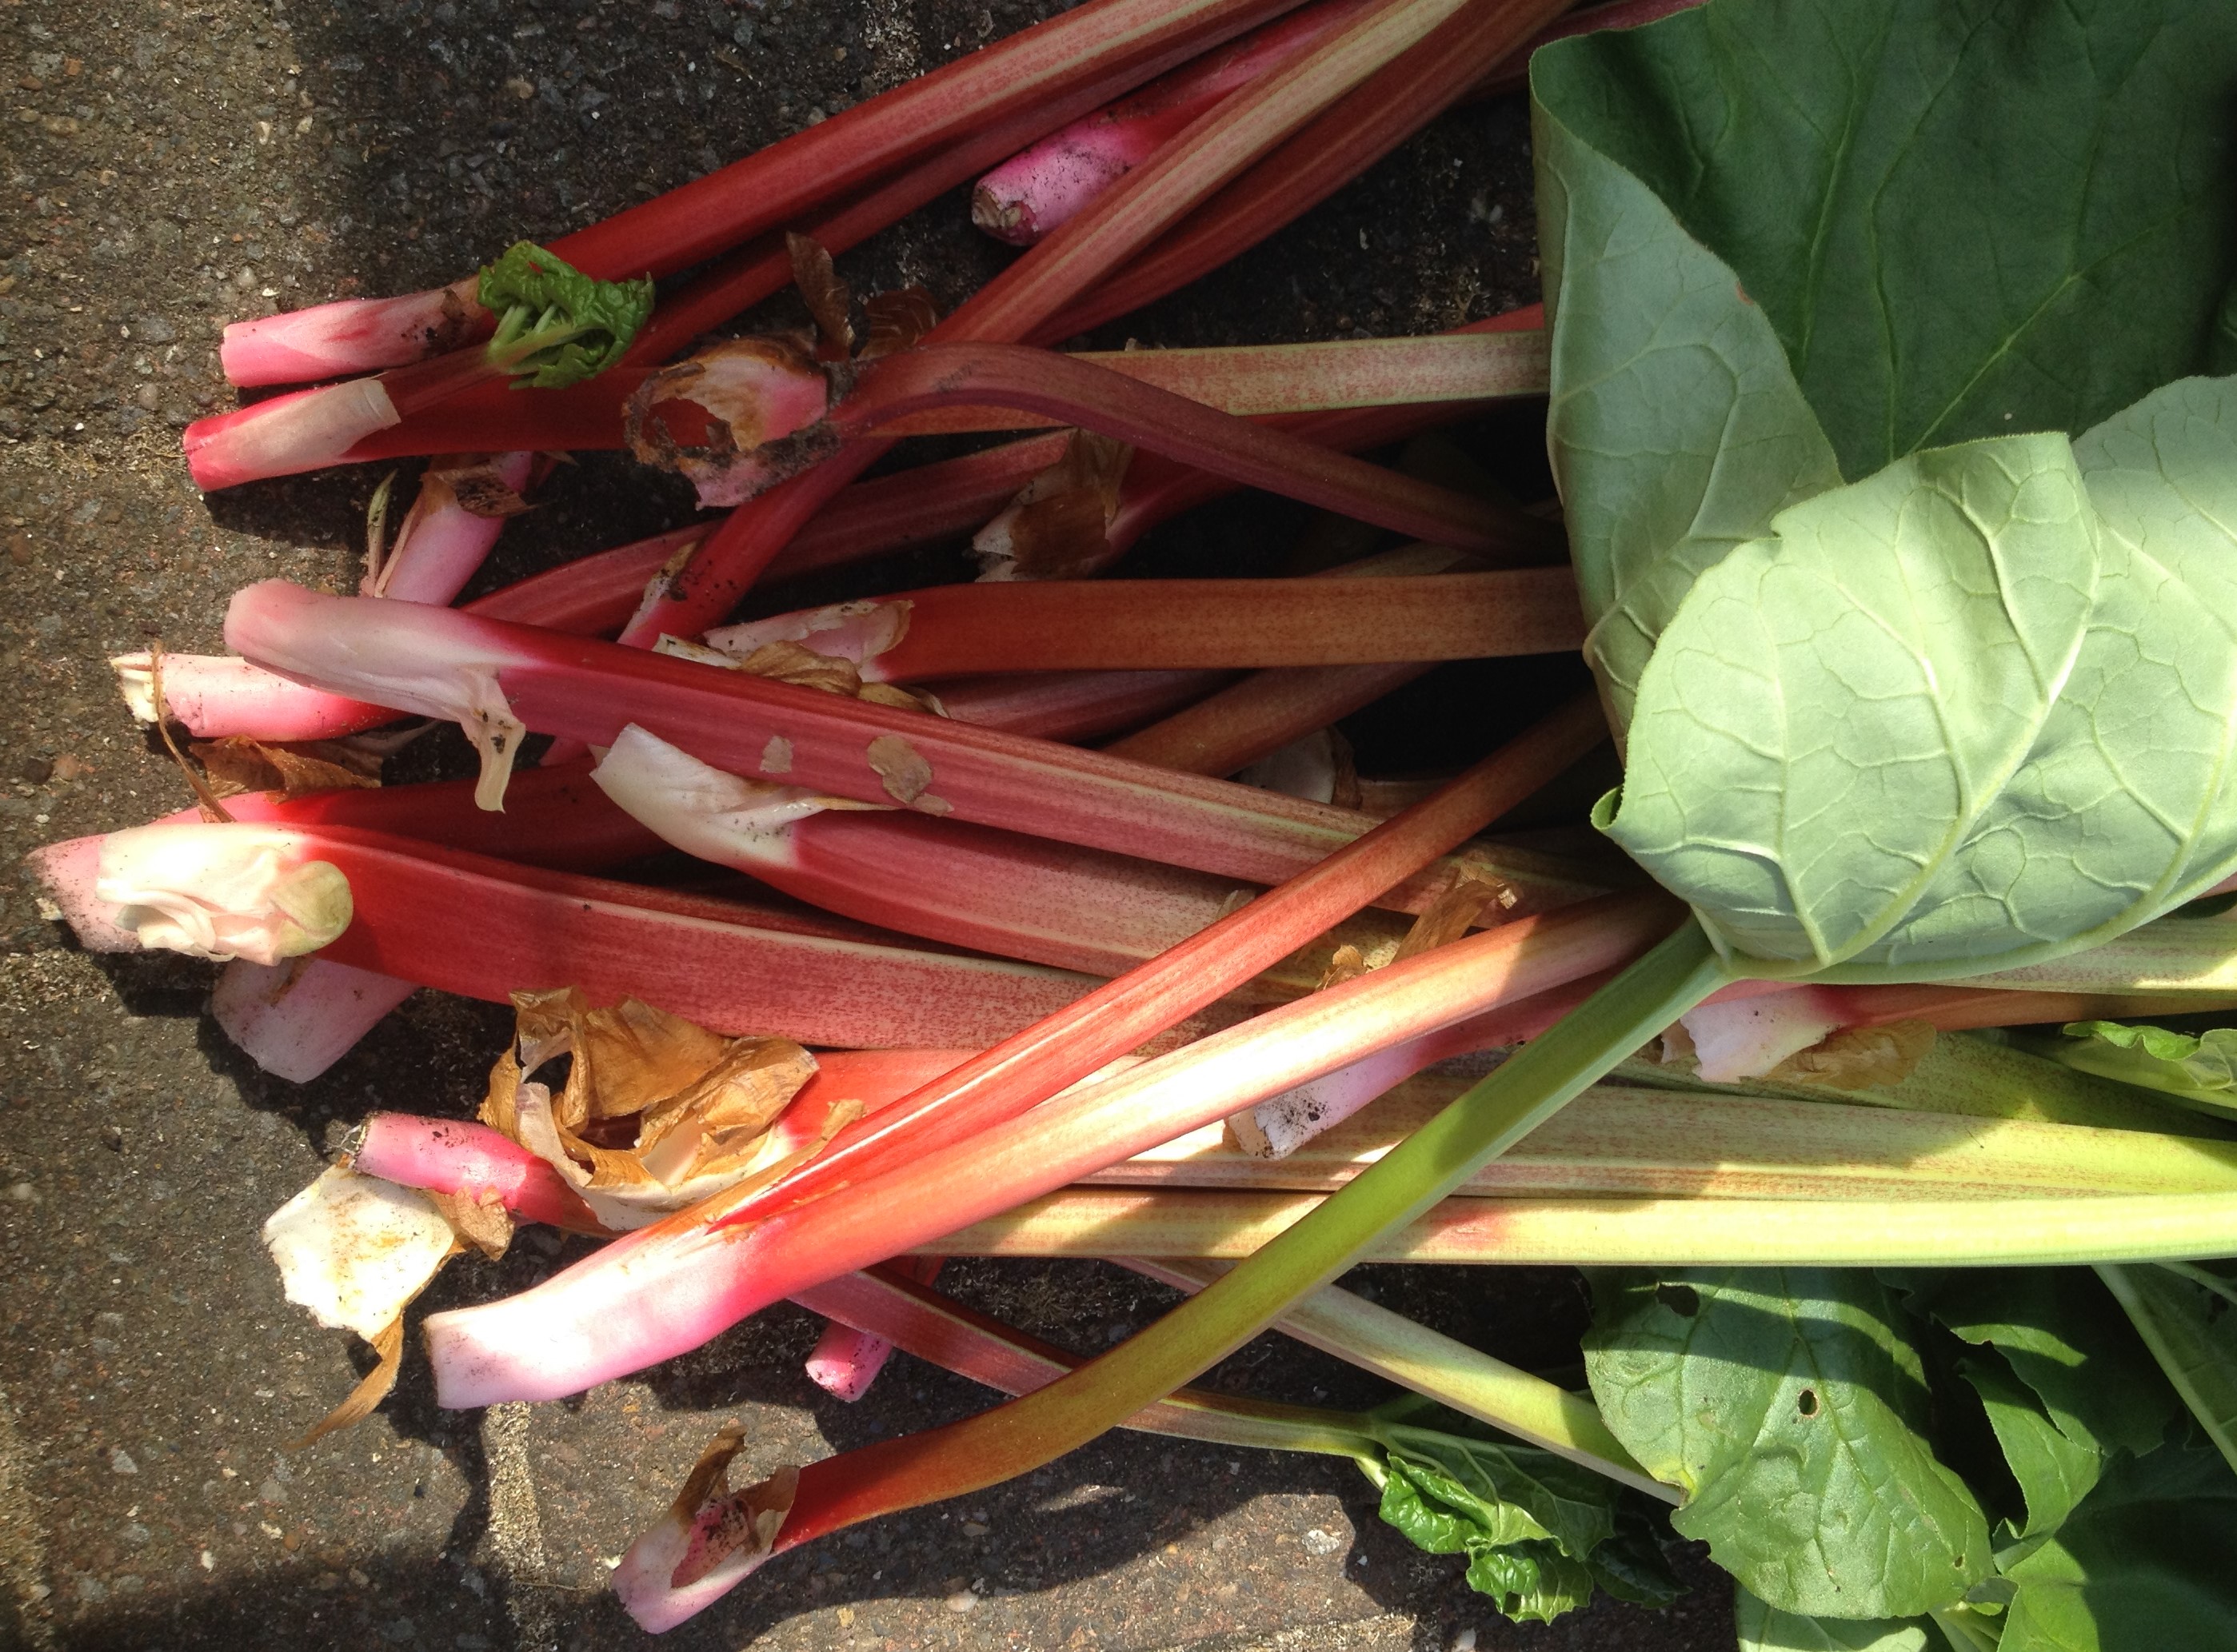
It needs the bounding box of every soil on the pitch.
[0,1,1733,1649]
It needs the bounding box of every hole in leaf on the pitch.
[1655,1283,1700,1317]
[1796,1387,1820,1418]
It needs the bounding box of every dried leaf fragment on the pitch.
[1766,1019,1936,1090]
[1391,872,1515,961]
[428,1187,513,1260]
[866,733,951,812]
[973,429,1135,581]
[190,736,383,800]
[289,1315,406,1451]
[859,285,938,360]
[785,233,853,357]
[476,988,826,1228]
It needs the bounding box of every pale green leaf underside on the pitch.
[1584,1267,1991,1618]
[1536,98,1840,729]
[1604,377,2237,974]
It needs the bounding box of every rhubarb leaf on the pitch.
[1956,1351,2103,1545]
[2095,1263,2237,1477]
[1362,1402,1666,1626]
[2055,1023,2237,1120]
[1907,1268,2176,1463]
[1997,1443,2237,1652]
[1532,82,1840,730]
[1603,376,2237,976]
[1532,0,2237,484]
[477,241,654,389]
[1734,1590,1930,1652]
[1584,1267,1992,1618]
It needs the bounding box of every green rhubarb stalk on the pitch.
[939,1187,2237,1268]
[774,916,1724,1546]
[1120,1255,1666,1498]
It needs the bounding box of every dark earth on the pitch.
[0,0,1736,1647]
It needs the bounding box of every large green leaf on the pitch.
[1532,0,2237,481]
[2095,1263,2237,1475]
[1956,1351,2103,1544]
[1584,1268,1991,1617]
[1735,1590,1931,1652]
[1533,90,1840,728]
[1911,1269,2175,1461]
[1998,1443,2237,1652]
[1601,378,2237,974]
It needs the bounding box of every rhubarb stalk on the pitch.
[222,584,1604,912]
[218,0,1308,384]
[623,0,1553,649]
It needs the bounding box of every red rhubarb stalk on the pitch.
[221,584,1603,911]
[1034,0,1572,341]
[418,889,1673,1404]
[125,434,1075,744]
[973,0,1383,244]
[193,667,1227,1082]
[35,822,1189,1053]
[658,339,1553,554]
[624,0,1527,648]
[983,0,1704,249]
[218,0,1308,385]
[699,569,1580,680]
[1106,661,1427,776]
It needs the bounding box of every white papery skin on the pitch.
[702,596,912,671]
[225,580,528,808]
[1680,986,1848,1082]
[590,722,846,872]
[93,823,353,966]
[262,1165,456,1339]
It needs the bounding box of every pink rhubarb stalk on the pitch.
[622,0,1541,650]
[973,0,1382,244]
[362,452,536,606]
[1034,0,1570,341]
[804,1256,945,1403]
[111,650,395,744]
[221,584,1604,912]
[593,724,1373,980]
[219,0,1306,385]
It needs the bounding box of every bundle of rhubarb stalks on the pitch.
[34,0,2237,1642]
